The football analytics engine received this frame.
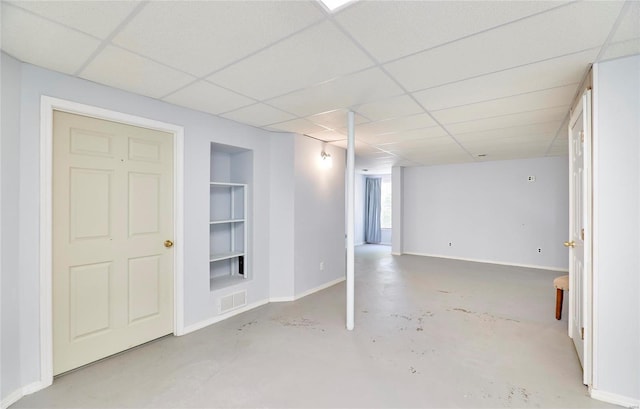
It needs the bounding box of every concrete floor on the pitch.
[14,245,614,408]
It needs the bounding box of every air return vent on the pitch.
[219,290,247,314]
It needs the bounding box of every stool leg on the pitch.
[555,288,563,320]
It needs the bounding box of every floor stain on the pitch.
[236,320,257,331]
[409,366,418,374]
[275,317,318,328]
[450,308,520,323]
[437,290,451,293]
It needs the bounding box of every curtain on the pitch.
[365,177,382,244]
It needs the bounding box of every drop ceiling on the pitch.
[2,0,638,172]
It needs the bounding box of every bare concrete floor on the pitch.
[14,245,614,408]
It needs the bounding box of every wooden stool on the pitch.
[554,275,569,320]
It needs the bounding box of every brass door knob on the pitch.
[164,240,174,248]
[563,241,575,248]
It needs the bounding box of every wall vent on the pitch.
[219,290,247,314]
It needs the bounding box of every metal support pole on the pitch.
[346,111,355,330]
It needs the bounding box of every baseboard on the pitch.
[355,241,365,246]
[181,299,269,335]
[402,252,569,272]
[269,296,295,302]
[2,382,45,409]
[591,389,640,408]
[294,277,345,300]
[391,252,401,256]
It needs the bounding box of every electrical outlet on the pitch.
[528,176,536,182]
[319,261,324,271]
[537,248,542,253]
[448,242,452,247]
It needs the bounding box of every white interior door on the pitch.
[53,111,174,375]
[567,91,592,385]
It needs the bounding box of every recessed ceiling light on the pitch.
[318,0,356,12]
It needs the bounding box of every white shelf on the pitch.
[210,182,246,187]
[210,219,245,225]
[210,274,245,289]
[210,251,244,262]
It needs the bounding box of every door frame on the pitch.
[567,89,593,386]
[39,96,185,387]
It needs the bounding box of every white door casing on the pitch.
[53,111,174,375]
[40,96,184,386]
[568,90,593,386]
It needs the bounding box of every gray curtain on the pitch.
[365,177,382,244]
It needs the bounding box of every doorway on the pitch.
[40,97,184,385]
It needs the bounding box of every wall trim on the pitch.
[181,299,269,335]
[270,277,346,303]
[590,389,640,408]
[39,96,186,387]
[402,252,569,272]
[1,382,45,409]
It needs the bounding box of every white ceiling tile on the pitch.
[112,1,324,77]
[1,3,100,75]
[600,38,640,62]
[267,68,405,117]
[454,121,562,145]
[384,1,623,91]
[306,129,347,142]
[220,103,295,128]
[208,21,374,100]
[266,119,327,135]
[380,136,464,155]
[354,95,424,122]
[329,139,381,155]
[431,84,576,125]
[163,81,254,115]
[610,1,640,43]
[413,49,596,111]
[352,113,437,137]
[335,1,568,63]
[79,46,196,99]
[360,126,449,146]
[7,0,139,39]
[445,106,568,135]
[307,109,369,130]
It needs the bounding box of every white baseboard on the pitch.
[181,299,269,335]
[402,252,569,272]
[2,382,45,409]
[294,277,345,300]
[591,389,640,408]
[355,241,365,246]
[271,277,345,303]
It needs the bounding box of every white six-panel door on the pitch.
[53,111,174,375]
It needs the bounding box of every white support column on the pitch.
[346,111,355,330]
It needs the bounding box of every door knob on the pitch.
[164,240,174,248]
[563,241,575,248]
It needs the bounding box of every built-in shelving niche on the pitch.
[209,142,252,291]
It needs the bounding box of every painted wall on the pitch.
[593,55,640,401]
[1,59,341,399]
[293,137,346,295]
[1,52,23,402]
[391,166,404,254]
[268,133,295,299]
[354,174,365,245]
[402,156,569,270]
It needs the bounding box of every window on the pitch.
[381,177,392,229]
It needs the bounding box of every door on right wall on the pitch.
[567,90,592,385]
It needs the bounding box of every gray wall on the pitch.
[593,54,639,401]
[294,137,346,295]
[1,52,23,402]
[268,133,295,299]
[402,156,570,270]
[1,57,347,401]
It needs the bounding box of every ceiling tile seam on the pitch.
[544,108,571,156]
[451,118,566,138]
[326,16,478,162]
[428,82,581,113]
[406,46,601,95]
[369,0,579,67]
[594,0,633,62]
[366,123,446,138]
[197,16,330,81]
[3,2,104,42]
[257,64,379,106]
[74,2,149,76]
[215,101,299,122]
[441,104,572,127]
